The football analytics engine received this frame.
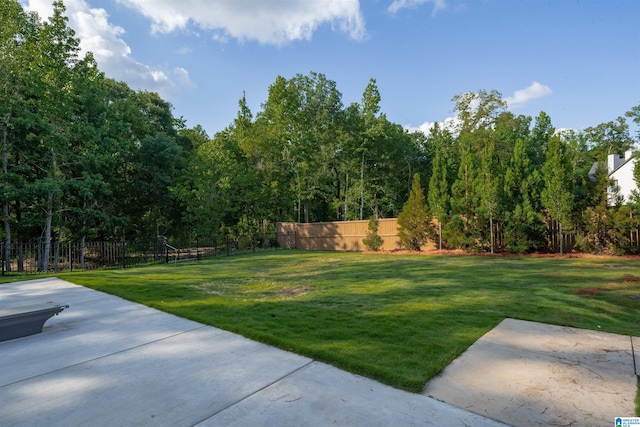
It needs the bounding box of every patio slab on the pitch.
[423,318,638,427]
[0,278,503,427]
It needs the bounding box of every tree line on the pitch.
[2,0,640,261]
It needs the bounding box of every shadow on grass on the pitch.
[57,251,640,392]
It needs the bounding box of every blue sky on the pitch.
[22,0,640,137]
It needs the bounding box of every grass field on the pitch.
[6,250,640,393]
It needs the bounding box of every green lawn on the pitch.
[6,250,640,392]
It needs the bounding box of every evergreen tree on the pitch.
[475,139,500,253]
[397,173,432,251]
[503,138,546,253]
[541,136,574,254]
[362,217,383,251]
[447,135,478,249]
[576,160,613,254]
[428,143,449,250]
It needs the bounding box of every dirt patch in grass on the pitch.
[189,282,237,296]
[275,286,311,298]
[574,288,600,296]
[574,275,640,298]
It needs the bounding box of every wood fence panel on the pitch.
[276,219,435,251]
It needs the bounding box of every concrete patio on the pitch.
[424,318,639,426]
[0,278,502,426]
[2,277,637,426]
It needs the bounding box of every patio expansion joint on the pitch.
[0,324,208,389]
[191,359,316,426]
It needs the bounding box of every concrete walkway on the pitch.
[0,278,503,427]
[424,318,639,426]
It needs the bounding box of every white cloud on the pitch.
[405,116,459,135]
[388,0,447,17]
[405,121,436,134]
[21,0,194,100]
[505,81,553,109]
[174,67,195,89]
[114,0,366,45]
[408,83,554,136]
[176,46,193,56]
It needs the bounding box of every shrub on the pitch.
[363,217,384,251]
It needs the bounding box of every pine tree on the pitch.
[475,139,500,253]
[362,217,383,251]
[397,173,432,251]
[428,145,449,250]
[541,136,574,254]
[503,138,546,253]
[448,135,478,249]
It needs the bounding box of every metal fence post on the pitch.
[165,240,169,264]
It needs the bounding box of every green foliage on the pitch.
[475,137,501,253]
[452,89,507,135]
[577,205,640,255]
[584,116,634,159]
[609,206,640,255]
[576,205,612,255]
[442,214,475,250]
[2,1,639,256]
[428,135,451,250]
[427,132,450,221]
[633,156,640,207]
[397,174,432,250]
[0,2,189,247]
[541,136,574,254]
[503,202,545,254]
[362,217,383,251]
[502,138,546,253]
[450,135,477,216]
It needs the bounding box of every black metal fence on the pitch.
[1,234,278,276]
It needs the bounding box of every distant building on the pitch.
[588,150,638,205]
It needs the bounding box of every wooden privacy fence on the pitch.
[277,219,435,251]
[277,219,640,253]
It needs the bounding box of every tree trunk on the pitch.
[373,190,379,219]
[490,213,494,254]
[81,234,86,270]
[2,124,11,272]
[360,151,364,220]
[559,220,563,255]
[344,171,348,221]
[54,215,63,272]
[54,231,60,272]
[42,149,57,272]
[81,197,87,270]
[42,192,53,272]
[16,202,23,272]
